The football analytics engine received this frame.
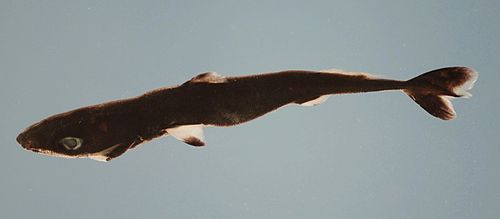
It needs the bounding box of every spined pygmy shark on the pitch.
[16,67,478,161]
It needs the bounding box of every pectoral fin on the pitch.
[166,124,205,147]
[88,142,134,162]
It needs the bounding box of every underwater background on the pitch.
[1,1,499,218]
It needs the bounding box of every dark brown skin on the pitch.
[16,67,477,161]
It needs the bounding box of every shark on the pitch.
[16,67,478,161]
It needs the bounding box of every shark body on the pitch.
[16,67,477,161]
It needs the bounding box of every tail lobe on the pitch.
[404,67,478,120]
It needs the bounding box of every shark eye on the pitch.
[59,137,83,150]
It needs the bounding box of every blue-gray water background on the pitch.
[1,1,499,218]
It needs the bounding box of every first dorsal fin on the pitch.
[166,124,205,147]
[187,72,226,84]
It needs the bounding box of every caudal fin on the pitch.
[404,67,478,120]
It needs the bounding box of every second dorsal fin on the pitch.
[187,72,226,84]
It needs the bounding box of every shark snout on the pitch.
[16,131,33,149]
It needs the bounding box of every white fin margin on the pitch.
[454,69,478,98]
[300,95,329,106]
[441,96,456,116]
[166,124,205,146]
